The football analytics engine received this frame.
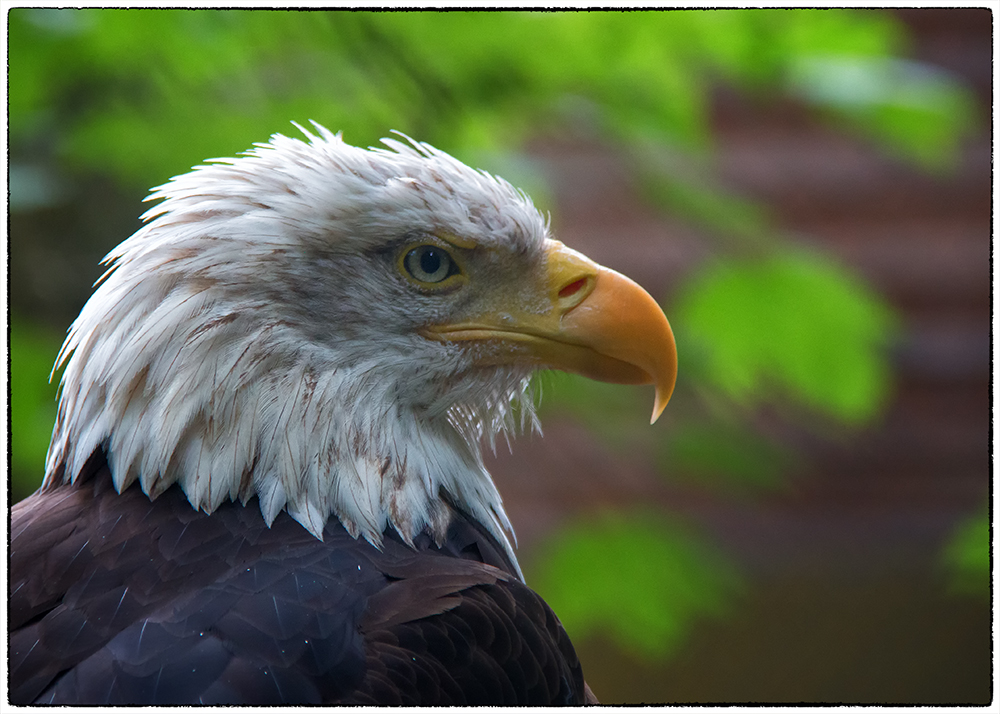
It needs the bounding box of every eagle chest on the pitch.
[9,458,586,705]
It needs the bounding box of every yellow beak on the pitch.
[423,240,677,423]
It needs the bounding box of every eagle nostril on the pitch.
[556,274,596,313]
[559,278,587,299]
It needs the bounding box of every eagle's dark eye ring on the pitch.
[400,243,462,287]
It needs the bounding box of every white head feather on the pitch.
[45,123,548,574]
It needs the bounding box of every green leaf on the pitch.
[529,511,742,659]
[673,250,898,424]
[787,55,977,171]
[662,419,795,493]
[771,8,905,59]
[635,148,773,246]
[942,505,990,599]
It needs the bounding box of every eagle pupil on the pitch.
[404,244,455,284]
[421,248,442,276]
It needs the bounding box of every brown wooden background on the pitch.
[486,9,992,703]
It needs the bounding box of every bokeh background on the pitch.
[7,8,992,704]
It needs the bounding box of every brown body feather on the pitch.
[10,449,589,705]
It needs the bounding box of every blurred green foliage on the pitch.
[942,505,990,600]
[9,320,63,502]
[8,9,978,662]
[674,250,898,424]
[664,420,795,495]
[788,55,976,170]
[530,511,742,659]
[8,8,974,185]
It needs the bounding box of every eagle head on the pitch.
[44,124,676,571]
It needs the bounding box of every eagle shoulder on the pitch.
[9,450,586,705]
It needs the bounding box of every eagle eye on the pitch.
[400,243,463,288]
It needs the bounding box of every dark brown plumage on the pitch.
[10,449,588,705]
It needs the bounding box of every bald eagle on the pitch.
[10,125,676,705]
